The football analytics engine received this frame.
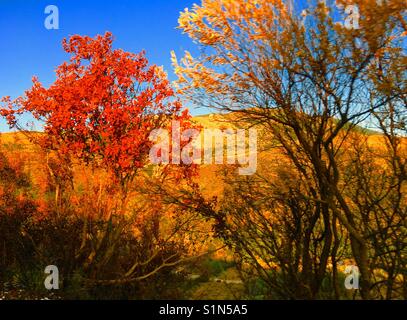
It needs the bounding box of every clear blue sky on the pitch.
[0,0,202,131]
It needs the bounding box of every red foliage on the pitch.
[1,32,191,182]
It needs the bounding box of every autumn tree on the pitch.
[0,33,209,292]
[173,0,406,299]
[2,32,192,186]
[342,132,406,299]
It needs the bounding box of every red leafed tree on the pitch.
[1,32,191,185]
[0,33,209,289]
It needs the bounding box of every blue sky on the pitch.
[0,0,202,131]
